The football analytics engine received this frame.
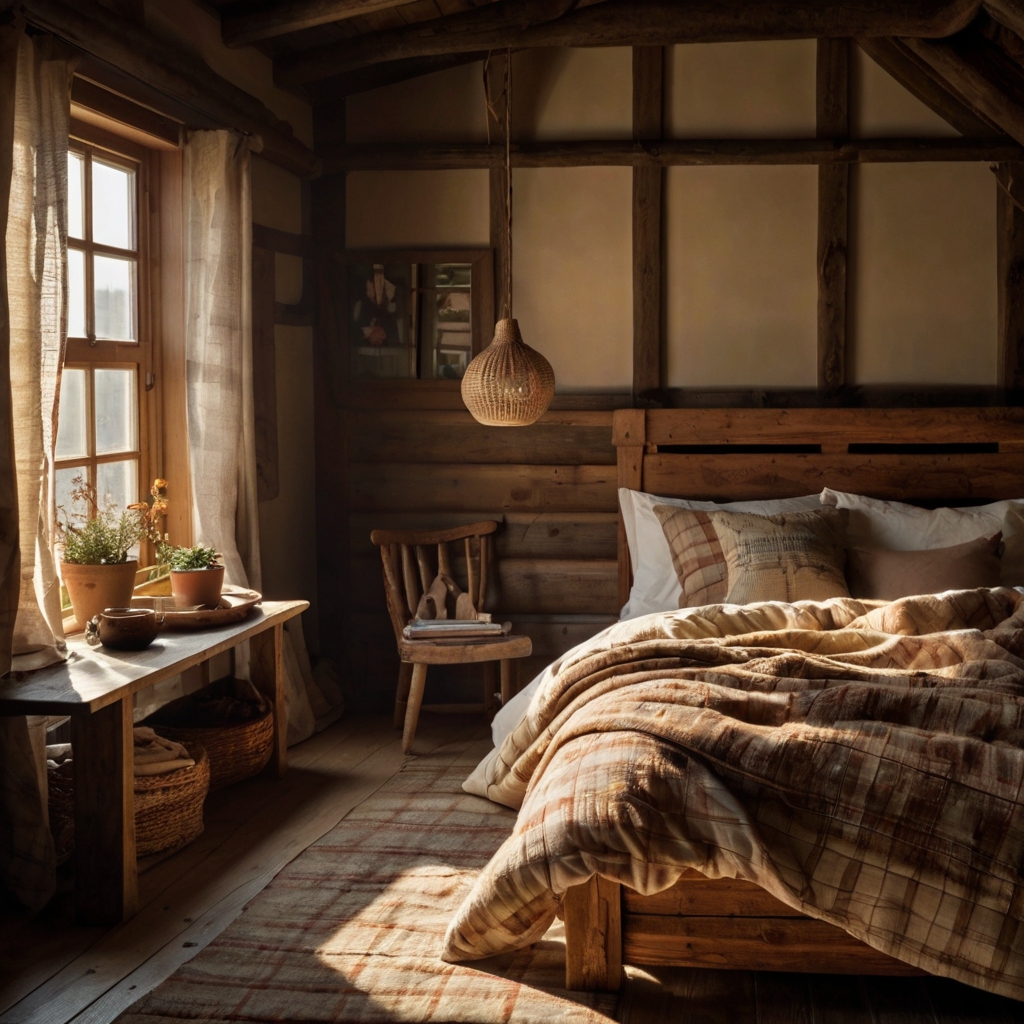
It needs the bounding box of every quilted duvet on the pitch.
[443,589,1024,1000]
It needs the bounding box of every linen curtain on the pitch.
[183,132,338,743]
[0,27,74,911]
[183,130,260,592]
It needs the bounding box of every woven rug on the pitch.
[116,734,619,1024]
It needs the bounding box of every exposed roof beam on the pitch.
[858,36,1005,135]
[319,137,1024,174]
[985,0,1024,37]
[276,0,981,86]
[903,28,1024,145]
[221,0,420,48]
[16,0,320,177]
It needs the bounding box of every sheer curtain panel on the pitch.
[1,27,75,910]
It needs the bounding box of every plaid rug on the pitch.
[116,732,618,1024]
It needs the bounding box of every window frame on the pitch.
[61,124,159,563]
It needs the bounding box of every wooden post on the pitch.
[564,875,623,991]
[613,408,645,610]
[486,52,510,320]
[816,38,849,395]
[997,162,1024,392]
[632,46,664,404]
[71,698,137,924]
[251,624,287,776]
[252,244,279,502]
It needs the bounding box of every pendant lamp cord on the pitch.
[504,48,513,321]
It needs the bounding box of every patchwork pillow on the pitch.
[619,488,822,619]
[846,533,1003,601]
[820,488,1024,586]
[653,505,728,608]
[707,507,850,605]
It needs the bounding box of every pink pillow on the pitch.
[846,534,1002,601]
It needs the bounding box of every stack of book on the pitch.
[403,619,511,640]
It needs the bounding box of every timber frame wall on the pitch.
[309,42,1024,708]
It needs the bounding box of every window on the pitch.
[57,136,151,547]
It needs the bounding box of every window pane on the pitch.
[68,248,86,338]
[96,459,138,513]
[55,368,87,461]
[55,466,88,525]
[94,255,136,341]
[94,368,137,455]
[92,159,135,249]
[68,153,84,240]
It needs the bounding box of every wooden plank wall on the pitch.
[343,405,620,709]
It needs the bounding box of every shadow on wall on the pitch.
[511,50,573,139]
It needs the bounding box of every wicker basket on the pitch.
[141,686,273,791]
[48,742,210,860]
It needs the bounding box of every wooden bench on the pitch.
[0,599,308,925]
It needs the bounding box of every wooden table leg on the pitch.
[483,661,499,715]
[251,623,287,777]
[71,698,138,925]
[500,659,519,705]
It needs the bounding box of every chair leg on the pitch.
[500,659,518,705]
[402,663,428,755]
[483,662,499,716]
[394,662,413,729]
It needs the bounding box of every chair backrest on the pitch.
[370,521,499,643]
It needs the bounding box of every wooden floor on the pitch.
[2,712,1022,1024]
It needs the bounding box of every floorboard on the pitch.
[1,714,482,1024]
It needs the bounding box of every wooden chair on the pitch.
[371,521,532,754]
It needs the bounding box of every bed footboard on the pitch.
[563,872,923,991]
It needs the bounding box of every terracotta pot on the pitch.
[62,561,139,633]
[170,565,225,609]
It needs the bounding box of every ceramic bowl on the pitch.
[86,608,164,651]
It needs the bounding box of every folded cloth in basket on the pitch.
[133,726,195,776]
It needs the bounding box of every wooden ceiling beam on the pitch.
[902,28,1024,145]
[16,0,320,178]
[857,36,1005,135]
[985,0,1024,38]
[221,0,421,48]
[275,0,982,85]
[319,136,1024,173]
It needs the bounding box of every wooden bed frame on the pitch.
[562,405,1024,991]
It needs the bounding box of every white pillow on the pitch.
[820,488,1024,586]
[618,487,822,619]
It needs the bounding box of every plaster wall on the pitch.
[345,41,998,389]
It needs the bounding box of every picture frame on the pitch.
[326,248,495,402]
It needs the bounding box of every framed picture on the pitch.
[329,249,495,392]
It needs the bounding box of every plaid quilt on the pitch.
[443,589,1024,1001]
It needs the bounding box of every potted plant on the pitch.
[57,478,167,631]
[160,544,224,609]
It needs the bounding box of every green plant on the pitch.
[57,477,167,566]
[160,543,221,572]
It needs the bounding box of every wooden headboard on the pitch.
[611,407,1024,609]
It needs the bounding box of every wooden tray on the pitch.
[132,587,262,631]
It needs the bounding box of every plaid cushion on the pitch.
[653,504,728,608]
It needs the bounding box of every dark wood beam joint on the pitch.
[277,0,983,87]
[816,38,850,395]
[998,161,1024,390]
[319,137,1024,174]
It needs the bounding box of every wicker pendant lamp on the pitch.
[462,53,554,427]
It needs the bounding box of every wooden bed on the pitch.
[562,405,1024,991]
